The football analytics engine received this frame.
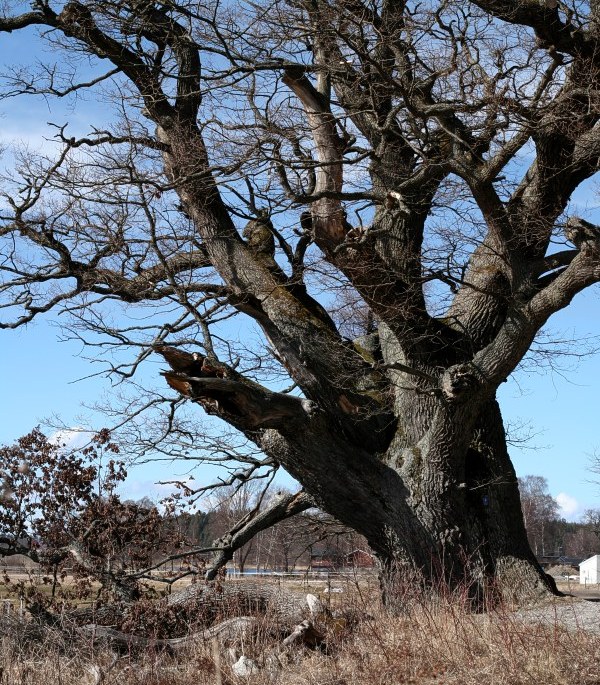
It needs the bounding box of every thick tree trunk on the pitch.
[158,346,553,608]
[250,350,553,607]
[373,397,553,606]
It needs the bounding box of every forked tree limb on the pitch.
[469,0,594,57]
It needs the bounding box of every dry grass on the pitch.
[555,579,600,599]
[2,580,600,685]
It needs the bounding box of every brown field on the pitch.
[2,572,600,684]
[555,579,600,600]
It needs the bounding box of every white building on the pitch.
[579,555,600,585]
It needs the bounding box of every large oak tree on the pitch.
[2,0,600,603]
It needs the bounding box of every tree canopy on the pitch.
[2,0,600,601]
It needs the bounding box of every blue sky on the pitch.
[498,286,600,518]
[1,287,599,518]
[0,214,597,519]
[1,20,600,519]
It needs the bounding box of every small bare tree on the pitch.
[204,481,266,574]
[518,476,559,557]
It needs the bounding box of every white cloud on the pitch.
[48,427,91,450]
[556,492,580,519]
[0,123,63,158]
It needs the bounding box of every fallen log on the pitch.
[55,578,322,636]
[77,583,326,650]
[80,613,325,653]
[79,615,260,652]
[6,578,330,660]
[166,579,325,625]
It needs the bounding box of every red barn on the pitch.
[344,549,375,568]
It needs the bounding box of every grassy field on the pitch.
[2,573,600,684]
